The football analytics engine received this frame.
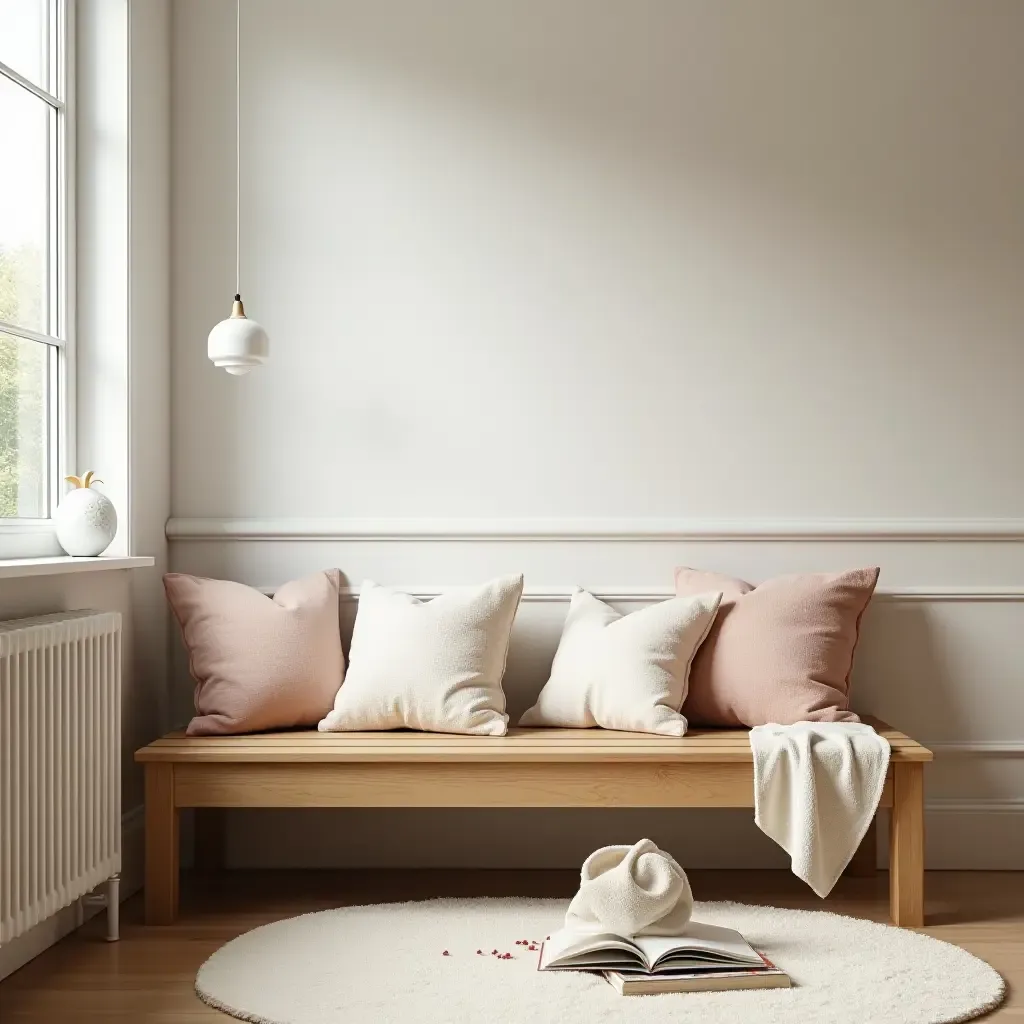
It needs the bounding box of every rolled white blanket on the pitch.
[565,838,693,937]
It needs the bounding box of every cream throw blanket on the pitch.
[750,722,891,898]
[565,839,694,936]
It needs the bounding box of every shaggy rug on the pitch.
[195,898,1005,1024]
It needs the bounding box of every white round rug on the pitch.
[196,898,1005,1024]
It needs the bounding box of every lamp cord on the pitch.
[235,0,241,299]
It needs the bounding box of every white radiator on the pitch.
[0,610,122,946]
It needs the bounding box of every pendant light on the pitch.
[208,0,269,375]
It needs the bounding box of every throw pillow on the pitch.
[165,570,345,736]
[519,589,723,736]
[673,566,880,727]
[319,575,524,735]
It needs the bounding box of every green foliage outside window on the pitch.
[0,245,47,518]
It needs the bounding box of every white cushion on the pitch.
[519,589,722,736]
[319,575,523,736]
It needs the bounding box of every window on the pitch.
[0,0,71,552]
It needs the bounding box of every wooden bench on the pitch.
[135,715,932,927]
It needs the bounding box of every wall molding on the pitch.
[926,741,1024,757]
[166,516,1024,543]
[926,798,1024,814]
[266,584,1024,603]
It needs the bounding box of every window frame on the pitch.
[0,0,75,557]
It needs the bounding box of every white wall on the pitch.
[78,0,171,807]
[170,0,1024,869]
[127,0,172,741]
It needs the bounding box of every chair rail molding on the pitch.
[256,584,1024,602]
[165,516,1024,543]
[926,742,1024,757]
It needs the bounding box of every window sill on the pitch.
[0,556,155,580]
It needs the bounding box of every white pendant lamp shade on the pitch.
[208,295,269,375]
[209,1,269,374]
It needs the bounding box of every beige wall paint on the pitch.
[78,0,171,797]
[172,0,1024,521]
[128,0,172,735]
[169,0,1024,868]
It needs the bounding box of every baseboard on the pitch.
[0,806,145,982]
[920,800,1024,870]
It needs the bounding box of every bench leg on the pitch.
[144,763,179,925]
[194,808,225,873]
[889,762,924,927]
[845,814,878,877]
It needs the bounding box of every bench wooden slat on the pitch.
[134,716,931,764]
[141,732,926,750]
[136,746,927,763]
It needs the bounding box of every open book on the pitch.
[539,921,766,975]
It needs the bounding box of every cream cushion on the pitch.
[519,588,722,736]
[319,575,523,736]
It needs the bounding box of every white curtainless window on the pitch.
[0,0,73,556]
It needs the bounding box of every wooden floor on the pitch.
[0,869,1020,1021]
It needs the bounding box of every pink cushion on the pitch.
[673,567,879,727]
[165,570,345,736]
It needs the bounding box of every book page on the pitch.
[633,922,763,971]
[539,929,647,970]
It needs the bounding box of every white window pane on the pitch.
[0,73,49,335]
[0,0,49,90]
[0,332,50,518]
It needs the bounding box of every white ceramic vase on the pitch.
[54,472,117,556]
